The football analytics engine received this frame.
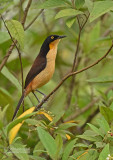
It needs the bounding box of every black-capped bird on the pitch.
[12,35,66,120]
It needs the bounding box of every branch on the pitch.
[35,42,113,111]
[0,41,16,71]
[25,9,44,30]
[65,14,89,109]
[72,14,89,71]
[21,0,32,27]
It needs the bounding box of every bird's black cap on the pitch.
[46,35,66,42]
[40,35,66,56]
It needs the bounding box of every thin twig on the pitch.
[65,14,89,109]
[72,14,89,71]
[21,0,32,27]
[34,43,113,111]
[25,9,44,30]
[0,41,16,71]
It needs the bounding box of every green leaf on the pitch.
[95,142,106,149]
[98,144,109,160]
[0,120,3,129]
[75,0,85,9]
[55,9,83,19]
[10,143,29,160]
[107,90,113,100]
[77,135,101,142]
[0,88,13,120]
[25,119,40,125]
[33,142,44,157]
[55,134,63,159]
[90,1,113,22]
[62,139,77,160]
[77,130,102,142]
[58,123,77,130]
[70,151,85,160]
[110,102,113,110]
[87,76,113,83]
[85,0,93,13]
[66,17,76,28]
[37,126,57,159]
[74,143,88,148]
[100,106,113,123]
[37,0,68,9]
[6,20,24,49]
[72,149,99,160]
[87,123,104,137]
[0,104,9,121]
[1,66,32,106]
[97,117,110,134]
[0,31,10,44]
[1,67,21,91]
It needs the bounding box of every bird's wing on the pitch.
[24,55,46,89]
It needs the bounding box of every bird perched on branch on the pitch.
[12,35,66,120]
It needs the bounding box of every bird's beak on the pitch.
[58,35,66,39]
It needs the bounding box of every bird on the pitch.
[12,35,66,120]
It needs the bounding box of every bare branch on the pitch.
[21,0,32,27]
[65,14,89,109]
[0,41,16,71]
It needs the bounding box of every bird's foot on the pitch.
[35,90,46,98]
[32,91,40,103]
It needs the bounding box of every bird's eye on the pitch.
[51,36,54,39]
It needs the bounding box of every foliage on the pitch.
[0,0,113,159]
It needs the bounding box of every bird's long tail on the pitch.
[12,94,24,120]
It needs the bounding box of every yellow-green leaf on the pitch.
[90,1,113,22]
[6,20,24,49]
[55,9,83,19]
[37,126,57,159]
[37,0,68,9]
[66,17,76,28]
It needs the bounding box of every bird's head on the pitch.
[45,35,66,49]
[40,35,66,56]
[46,35,66,49]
